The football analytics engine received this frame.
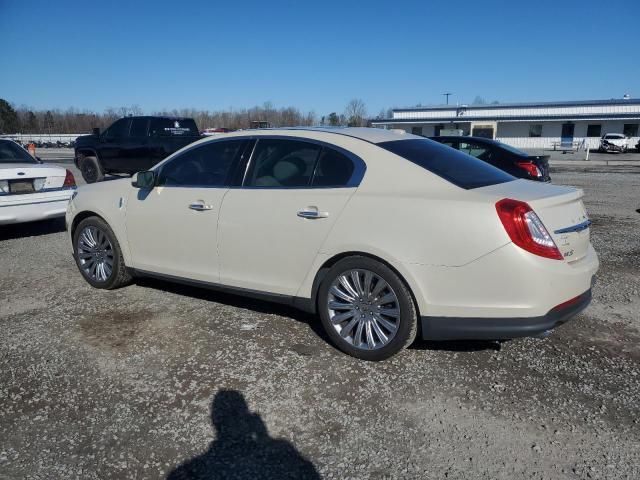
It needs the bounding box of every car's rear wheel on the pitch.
[318,256,418,361]
[80,156,104,183]
[73,216,131,289]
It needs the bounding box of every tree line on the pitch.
[0,98,371,134]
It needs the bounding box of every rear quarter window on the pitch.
[378,138,514,189]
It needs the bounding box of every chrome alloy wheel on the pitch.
[77,226,114,282]
[327,269,400,350]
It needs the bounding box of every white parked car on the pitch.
[599,133,629,152]
[66,128,598,360]
[0,139,76,225]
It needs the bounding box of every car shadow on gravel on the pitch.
[166,389,320,480]
[135,277,505,355]
[0,217,66,240]
[134,277,330,342]
[411,339,504,352]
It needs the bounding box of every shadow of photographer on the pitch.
[167,389,320,480]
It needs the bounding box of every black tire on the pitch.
[317,256,418,361]
[72,216,132,290]
[80,156,104,183]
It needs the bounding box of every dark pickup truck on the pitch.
[74,116,202,183]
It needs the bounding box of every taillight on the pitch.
[63,169,76,187]
[495,198,563,260]
[516,161,542,178]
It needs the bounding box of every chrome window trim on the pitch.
[153,134,367,190]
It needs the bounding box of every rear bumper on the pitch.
[0,193,73,225]
[421,289,591,340]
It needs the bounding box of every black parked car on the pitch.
[429,136,551,182]
[74,116,203,183]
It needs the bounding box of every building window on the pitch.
[586,124,602,137]
[411,127,423,136]
[623,124,639,137]
[528,124,542,137]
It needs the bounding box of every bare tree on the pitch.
[344,99,367,127]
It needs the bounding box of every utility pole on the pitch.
[443,93,453,105]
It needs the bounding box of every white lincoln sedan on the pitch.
[66,128,598,360]
[0,139,76,225]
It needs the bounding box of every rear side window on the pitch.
[245,139,321,188]
[130,118,149,137]
[157,140,244,187]
[312,148,355,187]
[150,118,199,137]
[378,138,514,189]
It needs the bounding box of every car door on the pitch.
[122,117,150,173]
[99,118,131,171]
[125,139,249,282]
[218,137,362,296]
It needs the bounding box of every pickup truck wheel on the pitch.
[80,156,104,183]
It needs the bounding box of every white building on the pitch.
[371,98,640,149]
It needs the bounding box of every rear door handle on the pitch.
[189,201,213,211]
[297,209,329,219]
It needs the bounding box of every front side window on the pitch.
[157,140,244,187]
[244,139,321,188]
[104,118,131,139]
[378,138,514,190]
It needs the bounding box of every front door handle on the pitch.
[189,201,213,211]
[297,208,329,219]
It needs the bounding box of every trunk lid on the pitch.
[477,180,591,263]
[0,163,67,194]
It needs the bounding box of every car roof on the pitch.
[430,135,496,143]
[223,127,419,144]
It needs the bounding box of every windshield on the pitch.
[378,138,514,189]
[0,140,38,164]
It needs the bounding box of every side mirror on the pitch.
[35,156,43,163]
[92,127,100,136]
[131,170,155,189]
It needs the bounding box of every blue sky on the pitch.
[1,0,638,116]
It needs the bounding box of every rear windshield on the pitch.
[0,141,38,164]
[378,138,514,189]
[149,118,199,137]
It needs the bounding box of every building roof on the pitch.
[392,98,640,113]
[371,113,640,124]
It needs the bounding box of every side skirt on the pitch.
[132,268,315,313]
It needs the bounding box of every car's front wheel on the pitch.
[73,216,131,289]
[318,256,418,361]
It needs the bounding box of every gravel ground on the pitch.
[1,164,639,479]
